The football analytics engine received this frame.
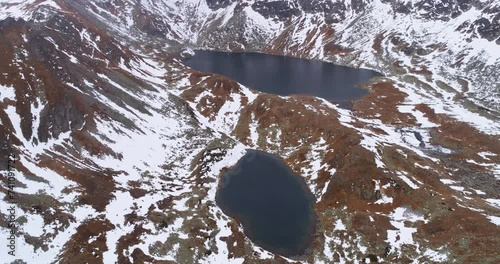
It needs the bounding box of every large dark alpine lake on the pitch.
[184,50,382,104]
[216,150,316,257]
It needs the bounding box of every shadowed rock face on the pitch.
[0,16,137,144]
[206,0,235,9]
[252,1,301,21]
[380,0,498,27]
[471,16,500,41]
[381,0,474,17]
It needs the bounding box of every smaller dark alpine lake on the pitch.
[216,150,316,257]
[184,50,382,104]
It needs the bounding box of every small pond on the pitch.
[216,150,317,257]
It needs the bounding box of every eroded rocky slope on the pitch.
[0,0,499,263]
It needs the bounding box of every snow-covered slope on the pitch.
[0,7,251,263]
[1,0,499,263]
[75,0,500,113]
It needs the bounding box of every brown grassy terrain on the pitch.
[177,66,500,263]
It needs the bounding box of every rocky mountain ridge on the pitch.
[58,0,499,115]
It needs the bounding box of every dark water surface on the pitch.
[216,150,316,257]
[184,50,382,104]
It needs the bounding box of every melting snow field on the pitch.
[386,207,427,251]
[0,45,250,263]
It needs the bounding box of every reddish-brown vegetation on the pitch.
[59,218,114,264]
[353,81,417,126]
